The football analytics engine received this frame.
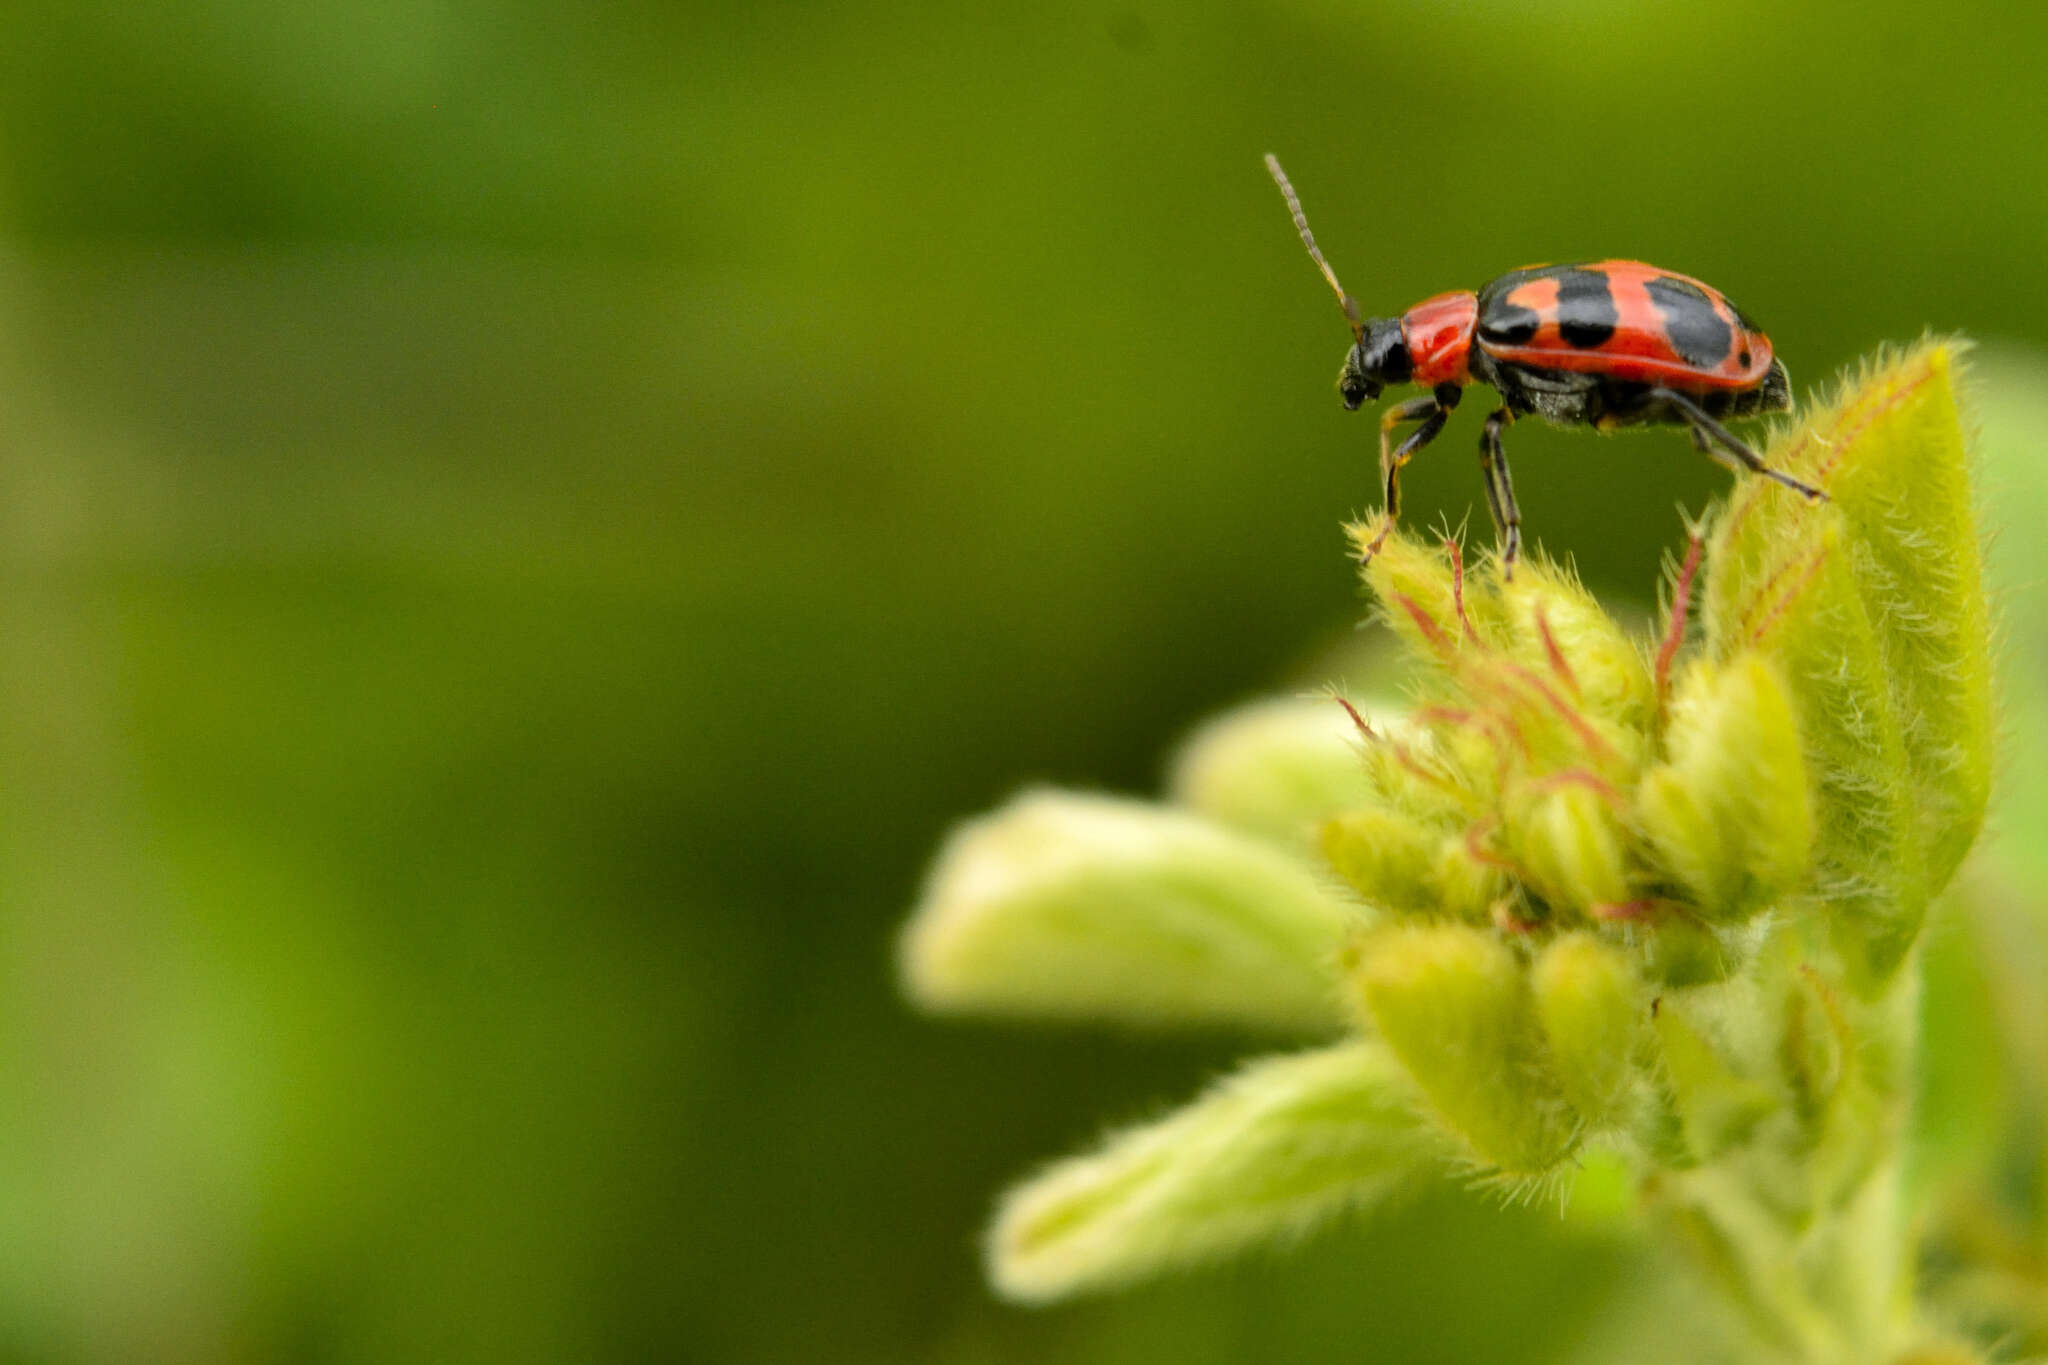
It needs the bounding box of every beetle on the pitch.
[1264,155,1824,572]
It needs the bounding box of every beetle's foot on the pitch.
[1767,468,1827,503]
[1357,521,1394,566]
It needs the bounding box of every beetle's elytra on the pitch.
[1264,154,1825,573]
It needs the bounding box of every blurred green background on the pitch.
[2,1,2046,1361]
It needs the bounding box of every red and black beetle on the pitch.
[1264,155,1824,571]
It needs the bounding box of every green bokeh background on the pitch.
[1,2,2045,1361]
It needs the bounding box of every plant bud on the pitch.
[902,791,1356,1035]
[1508,782,1633,918]
[1320,808,1446,918]
[1348,923,1575,1174]
[1355,527,1468,662]
[1500,558,1655,729]
[1638,655,1813,921]
[986,1042,1434,1302]
[1532,933,1650,1132]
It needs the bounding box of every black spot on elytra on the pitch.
[1479,300,1540,347]
[1644,274,1734,369]
[1553,268,1618,348]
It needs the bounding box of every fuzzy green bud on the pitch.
[1352,724,1479,827]
[1506,781,1633,918]
[1500,558,1656,731]
[985,1042,1435,1302]
[1638,654,1813,921]
[1352,527,1498,663]
[1320,808,1448,919]
[1347,923,1575,1173]
[1432,831,1509,922]
[901,791,1356,1035]
[1532,932,1650,1132]
[1318,806,1504,923]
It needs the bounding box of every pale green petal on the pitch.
[899,790,1360,1034]
[987,1042,1432,1302]
[1167,695,1387,849]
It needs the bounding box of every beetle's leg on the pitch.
[1363,385,1460,562]
[1653,386,1826,502]
[1379,396,1442,522]
[1479,406,1523,577]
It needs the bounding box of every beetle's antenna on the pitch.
[1264,153,1363,344]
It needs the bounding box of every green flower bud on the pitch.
[1434,718,1508,811]
[1347,923,1575,1174]
[900,790,1356,1035]
[1168,695,1386,849]
[1635,772,1725,909]
[1433,830,1509,922]
[1532,932,1651,1132]
[1638,655,1813,921]
[1500,558,1656,731]
[1506,781,1633,918]
[1351,724,1482,834]
[1354,527,1486,662]
[1320,808,1446,918]
[985,1042,1435,1302]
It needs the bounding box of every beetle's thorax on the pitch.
[1400,291,1478,388]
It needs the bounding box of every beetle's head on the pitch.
[1339,318,1411,410]
[1266,155,1405,411]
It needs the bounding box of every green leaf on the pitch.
[1703,342,1990,987]
[986,1042,1434,1301]
[899,790,1358,1035]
